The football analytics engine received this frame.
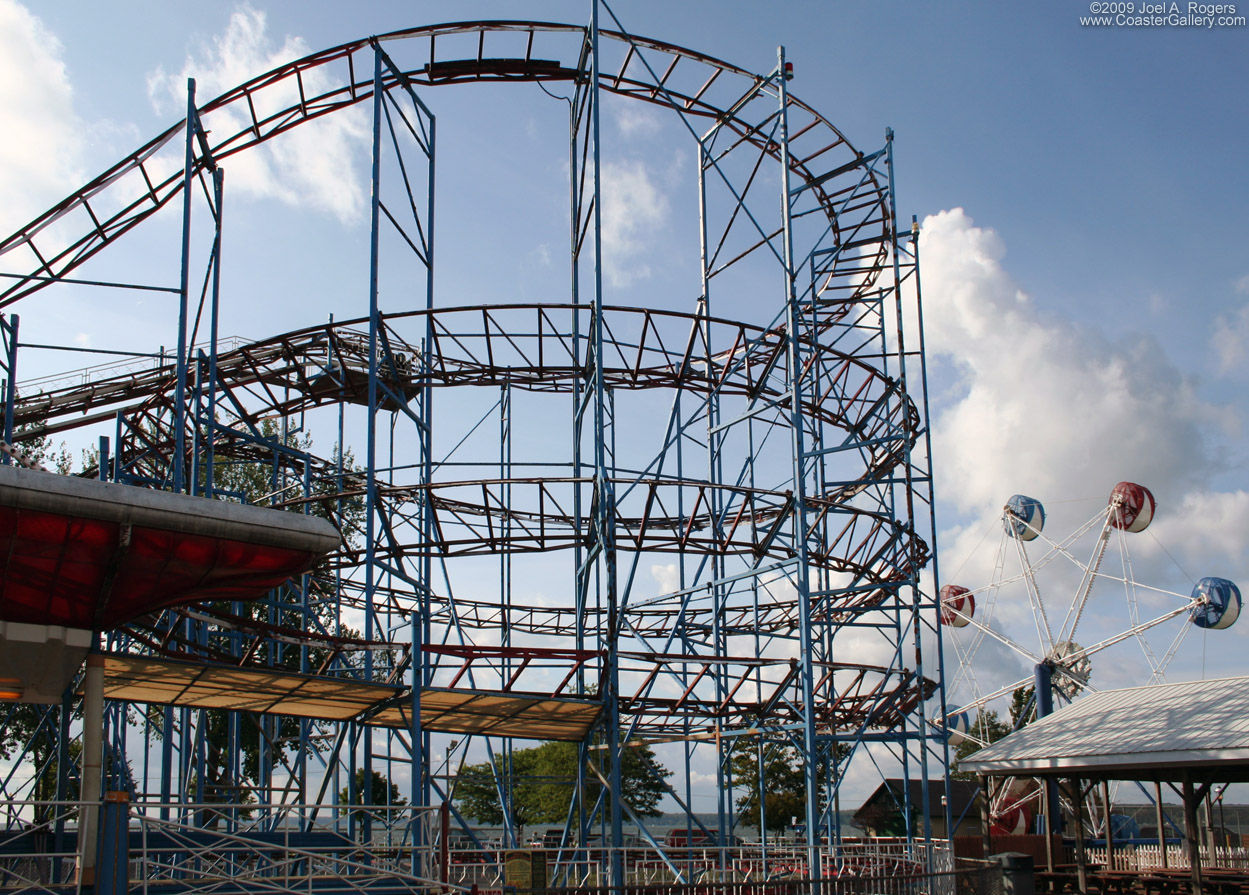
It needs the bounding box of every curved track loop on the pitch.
[14,306,926,625]
[16,303,917,490]
[0,21,888,309]
[1,20,933,753]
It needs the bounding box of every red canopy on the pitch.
[0,466,341,630]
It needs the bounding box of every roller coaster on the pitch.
[0,7,944,892]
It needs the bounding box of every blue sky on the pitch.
[2,0,1248,803]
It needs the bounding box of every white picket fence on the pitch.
[1086,843,1249,871]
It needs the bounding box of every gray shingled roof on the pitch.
[960,676,1249,781]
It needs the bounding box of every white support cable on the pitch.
[1115,527,1167,676]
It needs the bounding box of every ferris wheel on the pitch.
[938,482,1242,833]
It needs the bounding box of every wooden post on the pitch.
[979,775,992,861]
[1182,772,1203,895]
[1102,779,1114,869]
[1155,781,1168,869]
[1070,780,1089,895]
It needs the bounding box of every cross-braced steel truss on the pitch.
[0,9,949,889]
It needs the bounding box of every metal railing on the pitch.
[0,800,453,895]
[0,804,985,895]
[17,336,248,395]
[446,840,958,893]
[0,802,83,894]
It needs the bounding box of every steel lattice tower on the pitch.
[0,9,948,888]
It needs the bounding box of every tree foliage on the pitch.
[950,708,1012,780]
[731,743,811,832]
[1009,685,1036,728]
[136,419,371,804]
[339,769,407,814]
[455,740,671,827]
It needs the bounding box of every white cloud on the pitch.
[1213,302,1249,375]
[613,102,663,139]
[650,562,679,595]
[1148,489,1249,586]
[922,208,1219,519]
[146,5,367,223]
[0,0,86,234]
[920,208,1248,712]
[600,159,669,287]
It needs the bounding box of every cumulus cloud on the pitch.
[923,208,1220,518]
[0,0,87,234]
[650,562,680,595]
[146,5,367,223]
[612,102,663,139]
[600,158,669,287]
[1212,302,1249,375]
[920,208,1249,711]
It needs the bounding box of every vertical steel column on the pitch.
[173,79,196,494]
[566,31,589,859]
[775,46,821,875]
[909,216,955,840]
[698,135,731,859]
[588,5,624,886]
[884,129,933,847]
[1,314,17,452]
[1035,661,1062,834]
[360,46,385,847]
[415,78,437,824]
[205,168,224,498]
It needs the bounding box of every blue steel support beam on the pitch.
[776,45,822,878]
[416,78,436,837]
[884,129,932,849]
[174,78,196,495]
[567,61,591,863]
[360,45,384,848]
[1,314,16,452]
[908,215,955,840]
[1035,660,1062,833]
[205,168,223,498]
[589,6,625,888]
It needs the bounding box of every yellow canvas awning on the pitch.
[92,654,600,740]
[374,688,600,741]
[94,654,400,720]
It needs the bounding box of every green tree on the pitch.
[455,740,671,826]
[951,708,1013,780]
[134,419,371,808]
[0,703,81,817]
[338,768,407,819]
[1008,685,1035,728]
[730,742,844,832]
